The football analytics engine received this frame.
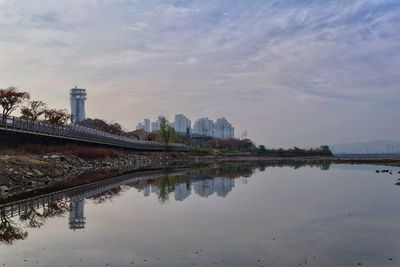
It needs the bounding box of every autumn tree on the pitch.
[44,109,71,126]
[157,116,177,150]
[0,86,30,117]
[104,122,124,135]
[78,118,125,135]
[20,100,47,121]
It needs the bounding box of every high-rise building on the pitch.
[214,117,234,139]
[70,86,87,125]
[173,114,191,133]
[151,119,160,132]
[143,119,151,132]
[193,118,214,136]
[135,119,151,132]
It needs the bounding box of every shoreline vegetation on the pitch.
[1,144,400,201]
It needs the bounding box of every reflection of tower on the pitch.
[69,196,86,230]
[70,86,87,125]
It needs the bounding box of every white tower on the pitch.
[70,86,87,125]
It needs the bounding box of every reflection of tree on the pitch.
[156,174,176,203]
[0,209,28,245]
[19,204,45,228]
[91,187,123,204]
[42,201,69,218]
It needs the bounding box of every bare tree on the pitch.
[0,86,30,117]
[20,100,47,121]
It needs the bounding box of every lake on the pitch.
[0,162,399,267]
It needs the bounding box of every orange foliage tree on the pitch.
[0,86,30,117]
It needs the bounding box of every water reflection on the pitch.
[0,161,329,245]
[69,197,86,230]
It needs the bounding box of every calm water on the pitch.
[1,162,400,267]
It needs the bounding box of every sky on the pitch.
[1,0,399,148]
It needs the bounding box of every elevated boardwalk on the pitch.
[0,115,188,151]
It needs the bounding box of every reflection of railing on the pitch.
[0,114,188,151]
[0,169,189,219]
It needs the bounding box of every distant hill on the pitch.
[330,140,400,155]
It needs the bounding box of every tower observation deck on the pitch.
[70,86,87,125]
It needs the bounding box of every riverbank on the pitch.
[1,147,400,200]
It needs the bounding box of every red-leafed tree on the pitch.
[104,122,124,135]
[44,109,71,126]
[0,86,30,117]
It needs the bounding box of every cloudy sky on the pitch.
[1,0,399,147]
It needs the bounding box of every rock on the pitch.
[395,182,400,186]
[49,154,59,159]
[26,172,34,176]
[33,169,44,176]
[0,185,9,193]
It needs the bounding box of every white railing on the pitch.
[0,114,188,151]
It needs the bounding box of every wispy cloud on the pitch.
[0,0,399,147]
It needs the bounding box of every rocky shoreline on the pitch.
[1,151,400,200]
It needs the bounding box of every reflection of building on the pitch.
[151,184,159,194]
[69,197,86,230]
[139,176,236,200]
[70,86,87,125]
[213,177,235,197]
[192,177,235,198]
[174,182,191,201]
[192,179,214,198]
[143,185,150,197]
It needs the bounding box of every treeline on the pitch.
[210,138,255,152]
[257,145,333,157]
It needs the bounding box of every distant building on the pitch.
[136,119,151,132]
[193,118,214,136]
[173,114,191,133]
[214,118,234,139]
[151,119,160,132]
[70,86,87,125]
[143,119,151,132]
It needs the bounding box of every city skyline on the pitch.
[1,1,399,147]
[136,114,235,139]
